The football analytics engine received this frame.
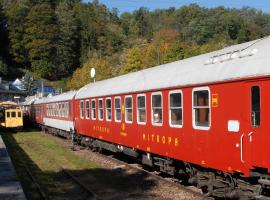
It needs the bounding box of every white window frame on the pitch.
[169,90,183,128]
[106,97,112,122]
[98,98,104,121]
[91,99,96,120]
[125,95,133,124]
[151,92,163,126]
[192,87,211,130]
[85,100,90,119]
[80,100,84,119]
[114,96,121,123]
[137,94,146,125]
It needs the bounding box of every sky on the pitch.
[84,0,270,14]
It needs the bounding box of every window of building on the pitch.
[169,91,183,127]
[152,92,163,125]
[91,100,96,120]
[106,98,112,121]
[86,100,90,119]
[80,100,84,119]
[125,96,133,123]
[98,99,104,120]
[114,97,121,122]
[193,88,210,129]
[251,86,260,127]
[137,94,146,124]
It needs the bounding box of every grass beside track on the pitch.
[1,130,98,200]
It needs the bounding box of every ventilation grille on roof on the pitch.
[204,48,258,65]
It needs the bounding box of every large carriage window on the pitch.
[80,101,84,119]
[152,93,163,125]
[106,98,112,121]
[125,96,132,123]
[169,91,183,127]
[137,95,146,124]
[98,99,104,120]
[114,97,121,122]
[86,100,90,119]
[251,86,260,127]
[91,100,96,120]
[193,89,210,128]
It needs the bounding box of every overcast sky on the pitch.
[84,0,270,14]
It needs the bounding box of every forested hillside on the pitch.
[1,0,270,90]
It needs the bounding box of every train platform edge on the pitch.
[0,134,26,200]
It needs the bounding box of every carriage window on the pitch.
[86,100,90,119]
[18,112,22,118]
[106,98,112,121]
[193,89,210,129]
[91,100,96,120]
[7,112,10,118]
[137,95,146,124]
[251,86,260,127]
[152,93,163,125]
[80,101,84,119]
[11,112,16,118]
[125,96,132,123]
[98,99,104,120]
[169,91,183,127]
[115,97,121,122]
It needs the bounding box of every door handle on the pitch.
[248,132,253,142]
[240,134,244,163]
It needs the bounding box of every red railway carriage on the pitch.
[32,36,270,198]
[74,37,270,177]
[31,98,47,124]
[33,91,77,134]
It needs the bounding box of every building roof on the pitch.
[0,80,26,95]
[33,91,77,105]
[75,36,270,99]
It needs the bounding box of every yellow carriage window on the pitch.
[18,112,22,118]
[7,112,10,118]
[11,112,16,118]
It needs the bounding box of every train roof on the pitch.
[34,91,77,104]
[74,36,270,99]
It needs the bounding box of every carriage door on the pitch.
[246,84,264,168]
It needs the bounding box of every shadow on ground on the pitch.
[1,130,159,200]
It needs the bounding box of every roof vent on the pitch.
[204,48,258,65]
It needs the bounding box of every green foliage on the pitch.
[0,59,8,76]
[5,0,30,63]
[55,1,80,76]
[31,60,55,78]
[21,72,37,95]
[1,1,270,87]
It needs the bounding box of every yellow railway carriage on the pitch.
[0,102,23,129]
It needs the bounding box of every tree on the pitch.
[56,1,80,76]
[24,3,58,79]
[121,47,143,74]
[66,53,112,90]
[21,72,37,95]
[0,59,7,76]
[5,0,31,64]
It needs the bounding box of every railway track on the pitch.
[48,132,212,199]
[21,143,100,200]
[93,150,211,200]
